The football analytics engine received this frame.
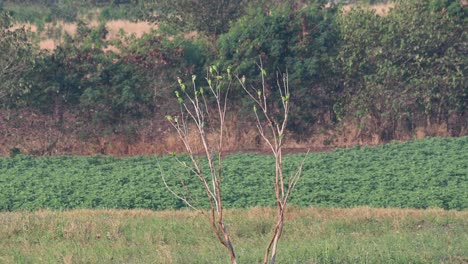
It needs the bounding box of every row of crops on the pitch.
[1,137,467,211]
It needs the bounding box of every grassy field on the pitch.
[1,137,467,211]
[0,207,466,263]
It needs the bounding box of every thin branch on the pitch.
[158,161,198,211]
[284,150,310,204]
[239,64,307,264]
[165,70,237,263]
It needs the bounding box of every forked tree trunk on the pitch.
[163,69,237,263]
[239,62,309,264]
[264,206,284,264]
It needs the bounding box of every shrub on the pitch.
[217,2,341,133]
[336,0,467,139]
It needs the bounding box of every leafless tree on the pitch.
[164,62,308,263]
[163,66,237,264]
[238,61,309,264]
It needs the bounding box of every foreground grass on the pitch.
[1,208,467,263]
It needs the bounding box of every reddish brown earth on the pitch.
[0,109,464,157]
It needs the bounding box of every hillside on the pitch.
[1,0,466,157]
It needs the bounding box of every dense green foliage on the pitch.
[1,137,466,211]
[0,10,35,108]
[2,208,467,263]
[218,2,340,131]
[21,22,207,125]
[3,0,143,23]
[337,0,467,139]
[147,0,247,36]
[25,23,144,123]
[1,0,467,138]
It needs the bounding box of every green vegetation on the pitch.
[1,137,466,211]
[0,208,467,263]
[3,0,144,23]
[1,0,466,138]
[337,1,467,139]
[148,0,248,37]
[0,10,35,108]
[2,2,466,262]
[217,2,340,132]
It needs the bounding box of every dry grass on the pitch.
[9,22,37,32]
[278,206,464,222]
[105,19,155,39]
[1,207,467,263]
[38,39,57,50]
[342,2,396,16]
[20,19,157,50]
[160,118,262,155]
[2,207,466,240]
[0,108,464,156]
[3,207,464,230]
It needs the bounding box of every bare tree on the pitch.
[238,62,309,264]
[163,62,307,263]
[163,66,237,264]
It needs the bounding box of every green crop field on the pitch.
[0,137,467,263]
[1,137,467,211]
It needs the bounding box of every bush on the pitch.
[336,0,467,139]
[217,2,341,132]
[0,10,35,108]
